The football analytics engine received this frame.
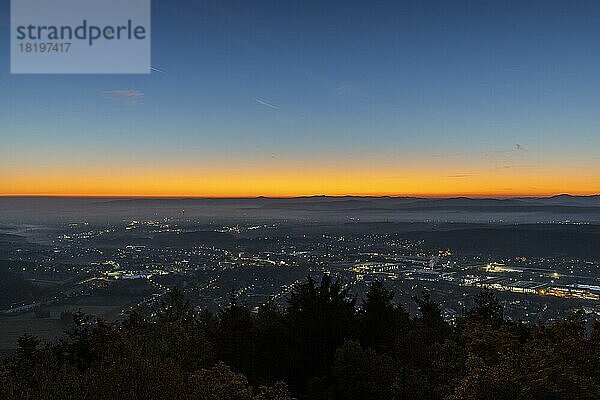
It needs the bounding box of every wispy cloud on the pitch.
[445,174,476,178]
[515,143,527,152]
[433,144,529,158]
[100,89,144,105]
[336,82,360,97]
[335,82,369,100]
[254,97,280,110]
[496,164,537,170]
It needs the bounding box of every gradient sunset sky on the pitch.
[1,0,600,197]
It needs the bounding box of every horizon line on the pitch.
[1,192,599,200]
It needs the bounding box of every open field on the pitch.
[0,295,142,351]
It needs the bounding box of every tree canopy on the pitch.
[2,276,600,400]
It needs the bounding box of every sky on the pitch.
[1,0,600,197]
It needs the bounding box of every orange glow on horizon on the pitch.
[1,163,599,198]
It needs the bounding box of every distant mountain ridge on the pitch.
[90,194,600,205]
[1,194,600,224]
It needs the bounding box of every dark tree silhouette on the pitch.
[286,275,357,391]
[2,278,600,400]
[359,280,409,352]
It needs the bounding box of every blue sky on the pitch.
[1,0,600,196]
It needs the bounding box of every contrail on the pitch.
[151,66,166,74]
[254,98,280,110]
